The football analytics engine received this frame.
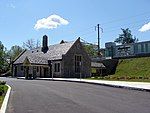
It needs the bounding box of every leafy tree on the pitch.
[0,41,9,74]
[0,41,5,73]
[8,45,23,60]
[23,38,41,50]
[83,44,97,57]
[115,28,138,44]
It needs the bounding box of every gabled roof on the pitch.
[14,41,75,65]
[25,55,48,65]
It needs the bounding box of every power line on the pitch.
[77,12,150,41]
[103,17,150,30]
[78,11,150,36]
[61,11,150,46]
[104,20,148,33]
[79,31,95,36]
[76,26,95,33]
[62,12,150,40]
[101,11,150,25]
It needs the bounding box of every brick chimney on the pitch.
[42,35,48,53]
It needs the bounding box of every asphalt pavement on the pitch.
[1,77,150,113]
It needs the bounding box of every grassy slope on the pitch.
[113,57,150,77]
[88,57,150,82]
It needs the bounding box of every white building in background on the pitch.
[102,41,150,58]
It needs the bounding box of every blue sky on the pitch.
[0,0,150,50]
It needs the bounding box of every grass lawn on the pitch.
[0,85,8,108]
[88,57,150,82]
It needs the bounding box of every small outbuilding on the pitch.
[91,62,106,76]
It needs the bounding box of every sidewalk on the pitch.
[17,77,150,91]
[36,78,150,92]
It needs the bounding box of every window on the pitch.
[145,43,148,53]
[54,63,60,72]
[141,44,144,52]
[21,66,23,71]
[148,43,150,52]
[37,67,39,72]
[134,44,138,53]
[75,55,82,73]
[138,44,141,53]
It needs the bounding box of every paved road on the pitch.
[1,77,150,113]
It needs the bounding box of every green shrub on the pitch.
[0,81,6,96]
[104,76,110,79]
[0,85,8,96]
[0,81,6,85]
[0,86,4,96]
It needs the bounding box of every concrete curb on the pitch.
[18,77,150,92]
[36,78,150,92]
[79,81,150,92]
[0,84,11,113]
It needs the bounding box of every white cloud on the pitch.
[139,22,150,32]
[34,14,69,30]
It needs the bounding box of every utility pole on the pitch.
[96,24,103,54]
[97,24,100,51]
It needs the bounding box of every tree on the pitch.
[83,44,97,57]
[8,45,23,60]
[0,41,9,74]
[23,38,41,50]
[115,28,138,44]
[0,41,5,73]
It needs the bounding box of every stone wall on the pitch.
[14,64,24,77]
[101,59,119,75]
[62,39,91,78]
[14,64,51,78]
[52,61,62,77]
